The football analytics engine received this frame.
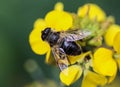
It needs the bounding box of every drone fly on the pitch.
[41,27,91,71]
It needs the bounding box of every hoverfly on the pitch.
[41,27,91,71]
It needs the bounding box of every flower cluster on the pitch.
[29,2,120,87]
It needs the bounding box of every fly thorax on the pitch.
[47,32,60,47]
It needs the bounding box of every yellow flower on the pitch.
[60,65,82,86]
[104,24,120,46]
[82,70,107,87]
[29,2,73,63]
[60,51,93,86]
[77,3,106,22]
[45,2,73,31]
[29,19,49,55]
[113,32,120,70]
[113,31,120,54]
[93,47,117,83]
[104,24,120,70]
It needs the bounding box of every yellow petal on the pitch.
[60,65,82,86]
[45,10,73,31]
[104,24,120,46]
[68,51,91,64]
[115,57,120,70]
[106,75,120,87]
[45,50,55,64]
[54,2,64,11]
[29,28,50,55]
[108,72,117,83]
[68,53,84,64]
[93,48,117,76]
[82,82,96,87]
[94,48,113,61]
[113,32,120,54]
[45,49,51,63]
[33,18,47,30]
[78,3,106,22]
[94,59,117,76]
[82,70,107,87]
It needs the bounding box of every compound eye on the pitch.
[41,27,51,40]
[43,27,51,34]
[41,34,46,40]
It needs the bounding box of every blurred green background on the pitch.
[0,0,120,87]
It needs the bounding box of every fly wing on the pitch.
[62,29,91,41]
[51,46,70,71]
